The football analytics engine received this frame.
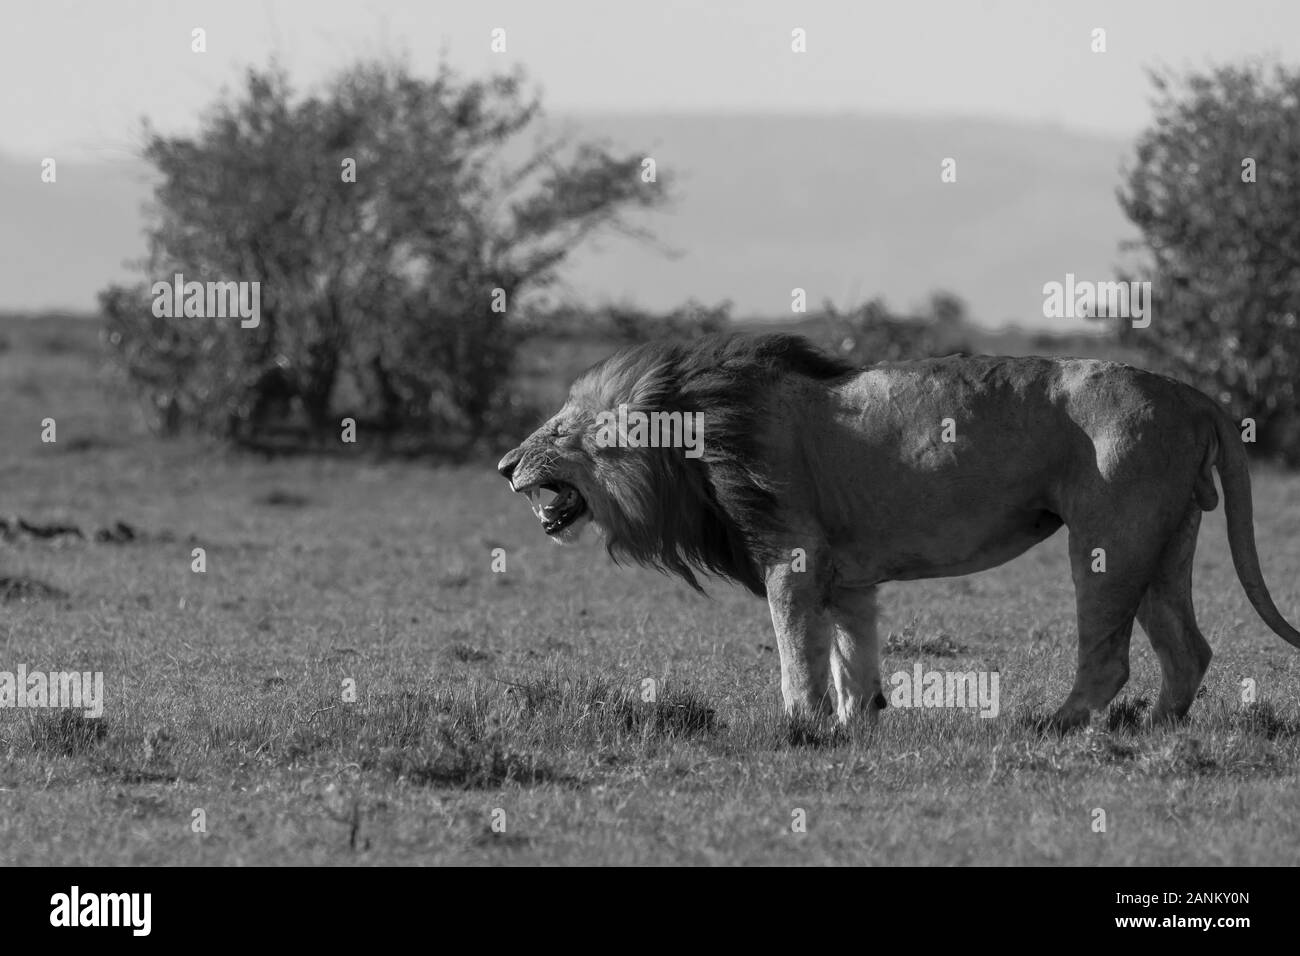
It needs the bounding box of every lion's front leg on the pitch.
[828,587,884,724]
[765,563,834,718]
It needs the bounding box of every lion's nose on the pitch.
[497,447,522,482]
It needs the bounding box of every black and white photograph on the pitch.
[1,0,1297,904]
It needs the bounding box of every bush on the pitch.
[100,60,666,452]
[817,291,974,365]
[1113,62,1300,464]
[603,299,733,343]
[517,298,731,344]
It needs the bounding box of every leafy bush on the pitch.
[818,291,974,365]
[100,60,665,452]
[1113,62,1300,464]
[517,298,732,344]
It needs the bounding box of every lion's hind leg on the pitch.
[1050,525,1155,732]
[828,587,885,725]
[1135,507,1212,725]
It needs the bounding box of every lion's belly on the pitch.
[828,507,1064,586]
[868,508,1063,582]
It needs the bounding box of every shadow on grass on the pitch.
[379,725,568,788]
[884,625,968,658]
[779,713,853,749]
[998,697,1296,779]
[23,710,107,755]
[1230,701,1300,739]
[0,575,68,603]
[10,712,187,783]
[1105,695,1150,733]
[618,693,718,737]
[499,671,720,741]
[1010,695,1151,737]
[252,672,723,789]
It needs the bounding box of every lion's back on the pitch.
[817,353,1219,487]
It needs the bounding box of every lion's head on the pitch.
[497,334,856,596]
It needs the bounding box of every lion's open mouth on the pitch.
[526,481,588,535]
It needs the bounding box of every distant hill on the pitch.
[0,113,1135,328]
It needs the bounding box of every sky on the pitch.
[5,0,1299,160]
[2,1,1297,320]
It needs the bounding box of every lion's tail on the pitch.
[1208,408,1300,649]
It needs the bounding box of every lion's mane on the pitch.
[568,334,856,597]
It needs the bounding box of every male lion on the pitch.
[497,334,1300,730]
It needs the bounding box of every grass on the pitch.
[1,315,1300,864]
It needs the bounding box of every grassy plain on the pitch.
[1,315,1298,865]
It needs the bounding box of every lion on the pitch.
[497,333,1300,730]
